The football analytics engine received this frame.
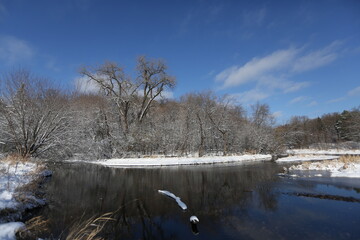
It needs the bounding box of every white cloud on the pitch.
[0,35,34,64]
[272,111,283,118]
[283,81,310,93]
[74,76,101,94]
[216,42,341,91]
[327,97,345,103]
[308,101,318,107]
[292,41,340,73]
[348,86,360,96]
[215,42,342,105]
[215,48,298,89]
[289,96,310,104]
[326,86,360,103]
[229,89,269,104]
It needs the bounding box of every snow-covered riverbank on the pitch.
[89,154,273,167]
[287,149,360,155]
[276,155,339,163]
[283,156,360,178]
[0,159,51,240]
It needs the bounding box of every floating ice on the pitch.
[158,190,187,210]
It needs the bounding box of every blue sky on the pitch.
[0,0,359,123]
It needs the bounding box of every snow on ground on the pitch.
[0,161,38,212]
[276,155,339,162]
[0,222,25,240]
[90,154,272,167]
[0,159,49,239]
[287,160,360,178]
[287,149,360,155]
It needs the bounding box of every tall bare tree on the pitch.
[80,56,175,136]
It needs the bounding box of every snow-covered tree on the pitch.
[0,69,70,157]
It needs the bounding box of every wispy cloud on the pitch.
[327,85,360,103]
[348,86,360,96]
[0,35,34,64]
[229,89,269,104]
[216,42,340,90]
[0,2,6,19]
[215,41,342,104]
[215,48,299,89]
[292,41,341,73]
[242,7,267,27]
[307,101,318,107]
[327,97,345,103]
[289,96,310,104]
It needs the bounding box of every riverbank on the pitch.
[276,155,340,162]
[87,154,273,167]
[287,149,360,156]
[0,156,51,240]
[284,156,360,178]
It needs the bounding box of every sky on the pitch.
[0,0,359,123]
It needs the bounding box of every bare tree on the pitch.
[0,69,69,157]
[136,56,176,122]
[80,62,135,135]
[80,56,175,137]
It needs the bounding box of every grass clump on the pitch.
[66,212,115,240]
[16,216,49,240]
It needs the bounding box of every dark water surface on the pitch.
[40,162,360,239]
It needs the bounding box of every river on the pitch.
[39,161,360,239]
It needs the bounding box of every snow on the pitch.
[0,222,25,240]
[90,154,272,167]
[158,190,187,210]
[288,161,360,178]
[0,159,47,238]
[276,155,339,162]
[287,149,360,155]
[0,161,38,213]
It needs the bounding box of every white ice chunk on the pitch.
[158,190,187,210]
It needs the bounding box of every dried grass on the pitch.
[66,212,115,240]
[0,153,30,165]
[338,155,360,169]
[16,216,49,240]
[339,155,360,163]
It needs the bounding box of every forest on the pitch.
[0,57,359,160]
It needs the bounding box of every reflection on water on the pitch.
[40,162,360,239]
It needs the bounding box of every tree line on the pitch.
[275,108,360,149]
[0,57,359,160]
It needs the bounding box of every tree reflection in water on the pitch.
[39,162,360,240]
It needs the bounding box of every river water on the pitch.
[40,162,360,239]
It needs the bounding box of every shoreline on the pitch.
[0,158,51,240]
[84,154,273,167]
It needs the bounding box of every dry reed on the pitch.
[66,212,115,240]
[16,216,49,240]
